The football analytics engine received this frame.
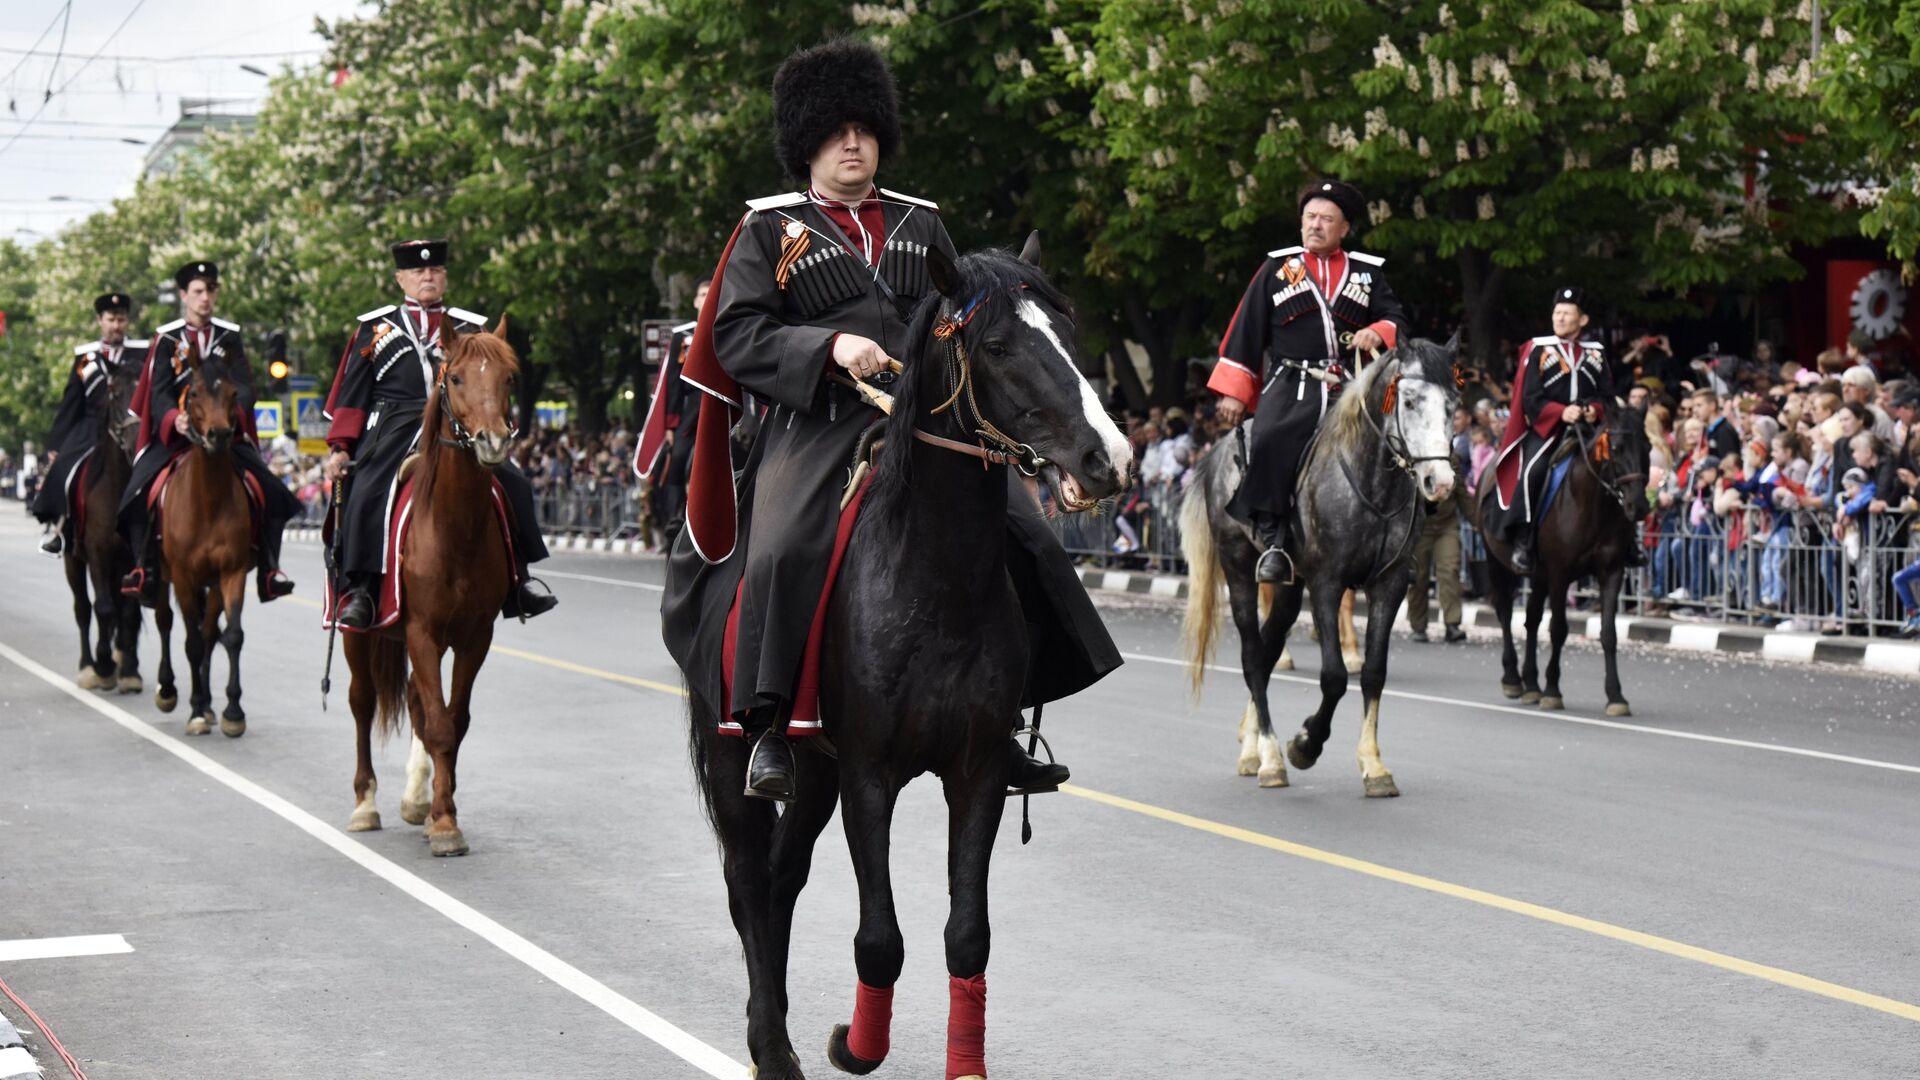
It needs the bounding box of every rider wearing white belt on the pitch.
[1209,179,1409,583]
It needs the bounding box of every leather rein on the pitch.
[908,288,1048,476]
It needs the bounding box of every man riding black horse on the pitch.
[1211,179,1409,584]
[659,39,1118,802]
[323,239,557,629]
[118,261,298,604]
[36,293,147,557]
[1485,287,1643,572]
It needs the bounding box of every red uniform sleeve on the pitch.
[1210,262,1271,411]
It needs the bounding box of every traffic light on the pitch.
[265,330,290,395]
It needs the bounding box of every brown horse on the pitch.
[160,350,255,736]
[65,360,145,693]
[343,320,517,858]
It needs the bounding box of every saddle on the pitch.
[320,468,519,633]
[149,457,265,546]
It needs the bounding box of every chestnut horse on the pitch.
[159,350,255,736]
[342,321,517,858]
[65,359,144,693]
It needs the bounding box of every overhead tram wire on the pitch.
[42,0,73,103]
[0,0,152,162]
[0,2,71,86]
[0,46,321,63]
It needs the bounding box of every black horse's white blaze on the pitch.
[1013,295,1131,510]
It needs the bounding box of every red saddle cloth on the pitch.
[321,474,519,633]
[70,459,91,541]
[718,472,875,738]
[149,457,265,545]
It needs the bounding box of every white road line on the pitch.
[0,641,745,1080]
[540,568,664,592]
[1122,650,1920,776]
[0,934,133,963]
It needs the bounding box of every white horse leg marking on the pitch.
[1256,730,1288,788]
[401,734,432,824]
[1356,698,1390,779]
[1236,700,1260,776]
[1015,298,1132,477]
[349,777,381,831]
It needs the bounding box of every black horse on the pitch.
[1477,405,1650,715]
[63,361,145,693]
[681,239,1130,1079]
[1187,339,1460,795]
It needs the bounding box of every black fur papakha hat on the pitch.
[1298,179,1368,228]
[772,38,901,181]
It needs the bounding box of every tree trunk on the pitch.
[1457,248,1507,376]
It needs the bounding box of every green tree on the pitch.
[1819,1,1920,278]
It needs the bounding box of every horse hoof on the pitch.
[827,1023,883,1075]
[1605,702,1632,717]
[1257,767,1289,789]
[400,799,430,827]
[1538,696,1564,712]
[1500,682,1524,700]
[1285,736,1319,771]
[155,690,178,714]
[116,675,142,694]
[1519,691,1542,705]
[1236,752,1260,777]
[348,809,382,832]
[1364,774,1401,798]
[429,829,469,857]
[184,715,211,736]
[76,668,106,691]
[221,716,246,738]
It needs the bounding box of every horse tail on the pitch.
[1179,475,1221,700]
[369,636,410,743]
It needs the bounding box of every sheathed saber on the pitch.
[320,470,346,709]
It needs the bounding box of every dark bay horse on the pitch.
[684,239,1130,1080]
[1476,405,1650,715]
[65,360,144,693]
[343,321,519,858]
[1188,339,1459,795]
[160,351,254,736]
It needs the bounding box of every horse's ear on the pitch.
[443,319,463,352]
[493,311,509,340]
[928,246,962,299]
[1017,230,1042,267]
[1442,328,1462,354]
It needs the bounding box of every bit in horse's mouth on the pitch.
[1047,465,1101,513]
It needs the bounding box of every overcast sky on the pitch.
[0,0,366,242]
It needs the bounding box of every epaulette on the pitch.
[1531,335,1560,346]
[672,319,697,334]
[1349,251,1385,266]
[1580,340,1604,350]
[155,318,185,334]
[879,188,939,210]
[1268,246,1305,258]
[447,307,487,327]
[74,342,98,356]
[125,339,149,349]
[746,191,808,212]
[358,304,398,322]
[209,316,240,331]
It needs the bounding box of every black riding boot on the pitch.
[501,568,558,619]
[743,715,795,803]
[256,524,295,602]
[336,575,376,630]
[39,522,63,557]
[119,520,161,604]
[1008,737,1069,795]
[1253,514,1294,585]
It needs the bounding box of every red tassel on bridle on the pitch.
[1382,375,1400,414]
[1593,430,1611,462]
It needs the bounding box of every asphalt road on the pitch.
[2,509,1918,1079]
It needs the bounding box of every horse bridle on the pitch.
[911,288,1050,476]
[1356,359,1455,480]
[180,373,231,453]
[1573,418,1646,521]
[434,357,518,453]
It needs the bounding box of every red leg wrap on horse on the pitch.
[945,973,987,1079]
[847,979,893,1063]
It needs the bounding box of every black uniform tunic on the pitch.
[322,302,549,580]
[118,319,299,561]
[661,188,1121,726]
[1484,336,1616,544]
[34,339,146,524]
[1210,246,1408,526]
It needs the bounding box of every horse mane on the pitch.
[867,248,1073,520]
[1326,337,1454,449]
[414,331,520,506]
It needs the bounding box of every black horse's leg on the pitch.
[218,574,246,736]
[1490,560,1524,698]
[1541,576,1569,710]
[1519,578,1546,703]
[1356,581,1404,798]
[704,725,802,1079]
[152,591,177,713]
[1241,578,1300,787]
[1600,567,1631,716]
[768,748,840,1014]
[1227,575,1266,778]
[65,554,99,687]
[829,772,904,1074]
[1287,582,1349,770]
[940,752,1009,1080]
[108,557,141,692]
[181,587,213,733]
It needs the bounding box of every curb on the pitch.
[1076,567,1920,678]
[0,1012,39,1080]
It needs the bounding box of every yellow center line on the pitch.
[282,594,1920,1025]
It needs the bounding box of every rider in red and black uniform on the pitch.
[35,293,147,557]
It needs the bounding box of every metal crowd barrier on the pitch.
[534,486,647,540]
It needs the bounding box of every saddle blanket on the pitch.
[321,474,519,633]
[717,471,875,738]
[1540,457,1573,521]
[150,457,265,546]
